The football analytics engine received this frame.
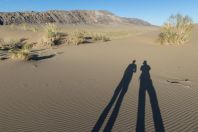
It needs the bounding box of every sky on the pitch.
[0,0,197,25]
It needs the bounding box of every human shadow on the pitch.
[136,61,165,132]
[92,60,137,132]
[28,54,55,61]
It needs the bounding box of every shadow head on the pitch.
[132,60,136,64]
[143,60,147,65]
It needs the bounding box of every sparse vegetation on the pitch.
[0,38,32,60]
[21,23,28,31]
[0,38,4,49]
[66,30,110,45]
[9,24,15,29]
[9,44,31,60]
[66,30,86,45]
[44,23,58,38]
[158,14,193,45]
[8,23,39,32]
[91,33,110,42]
[0,38,25,51]
[42,23,63,47]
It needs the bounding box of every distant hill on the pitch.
[0,10,152,26]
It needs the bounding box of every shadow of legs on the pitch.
[136,79,165,132]
[92,62,136,132]
[147,80,165,132]
[104,89,127,132]
[92,84,123,132]
[136,83,146,132]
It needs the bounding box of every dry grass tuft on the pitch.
[0,38,32,60]
[158,14,193,45]
[9,43,32,60]
[91,33,110,42]
[66,30,110,45]
[66,30,86,45]
[9,23,39,32]
[41,23,64,47]
[0,38,27,51]
[44,23,58,38]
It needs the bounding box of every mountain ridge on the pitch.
[0,10,152,26]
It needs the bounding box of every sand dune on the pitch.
[0,25,198,131]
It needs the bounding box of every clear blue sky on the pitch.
[0,0,197,25]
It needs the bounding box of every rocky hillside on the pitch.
[0,10,152,26]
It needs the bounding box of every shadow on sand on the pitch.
[92,60,137,132]
[136,61,165,132]
[28,54,55,61]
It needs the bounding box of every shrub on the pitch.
[91,33,110,42]
[0,38,32,60]
[66,30,110,45]
[44,23,58,38]
[42,23,63,47]
[158,14,193,45]
[0,39,25,51]
[9,49,29,60]
[67,30,86,45]
[9,43,32,60]
[0,38,11,50]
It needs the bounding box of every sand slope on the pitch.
[0,26,198,131]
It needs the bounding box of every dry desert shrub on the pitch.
[0,38,32,60]
[44,23,58,38]
[9,45,30,60]
[66,30,86,45]
[0,38,26,51]
[158,14,193,45]
[21,23,38,32]
[66,30,110,45]
[91,33,110,42]
[41,23,63,47]
[41,26,110,47]
[0,38,12,50]
[9,40,32,60]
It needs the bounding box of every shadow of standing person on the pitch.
[136,61,165,132]
[92,60,137,132]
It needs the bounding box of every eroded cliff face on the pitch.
[0,10,152,26]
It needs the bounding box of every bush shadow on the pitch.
[28,54,55,61]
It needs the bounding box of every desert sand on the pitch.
[0,25,198,132]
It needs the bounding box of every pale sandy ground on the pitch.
[0,25,198,132]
